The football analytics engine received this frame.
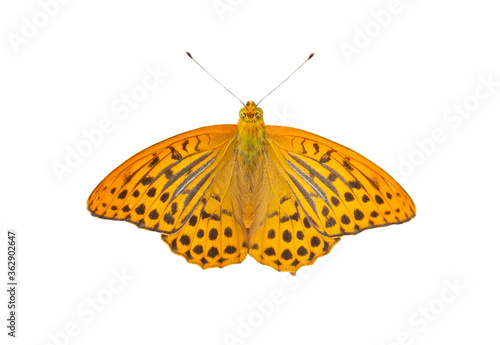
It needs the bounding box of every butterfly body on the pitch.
[221,101,265,239]
[236,101,266,169]
[88,101,416,272]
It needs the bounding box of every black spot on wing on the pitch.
[148,209,159,220]
[344,192,354,202]
[180,235,190,245]
[297,246,308,256]
[207,247,219,258]
[282,230,292,243]
[281,249,293,260]
[264,247,276,256]
[354,209,364,220]
[225,246,237,254]
[194,136,202,151]
[222,209,232,216]
[313,143,320,155]
[320,150,333,163]
[330,196,340,207]
[118,190,127,199]
[200,210,211,220]
[169,147,182,160]
[300,139,307,154]
[189,215,198,226]
[149,155,160,167]
[140,176,153,185]
[280,196,290,204]
[135,204,145,215]
[267,229,276,239]
[348,180,362,190]
[164,169,173,179]
[343,160,353,171]
[146,188,156,198]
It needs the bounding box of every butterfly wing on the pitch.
[248,126,416,272]
[87,125,248,268]
[249,152,342,272]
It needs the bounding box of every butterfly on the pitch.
[87,54,416,273]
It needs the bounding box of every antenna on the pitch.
[256,53,314,106]
[186,52,245,106]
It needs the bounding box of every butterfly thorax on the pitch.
[236,101,266,172]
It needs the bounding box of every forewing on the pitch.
[266,126,416,236]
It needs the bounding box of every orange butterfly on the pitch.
[87,53,416,273]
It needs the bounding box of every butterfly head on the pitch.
[239,101,263,123]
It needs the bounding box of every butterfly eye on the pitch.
[239,112,245,118]
[256,111,263,118]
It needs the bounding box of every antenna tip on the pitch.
[308,53,315,59]
[186,52,193,58]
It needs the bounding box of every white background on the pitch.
[1,0,499,344]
